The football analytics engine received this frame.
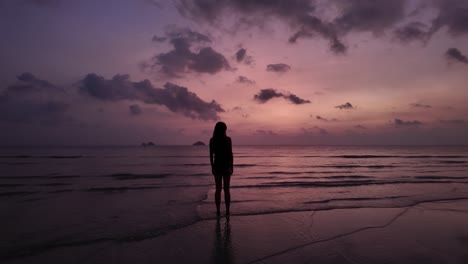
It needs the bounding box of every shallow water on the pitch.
[1,145,468,261]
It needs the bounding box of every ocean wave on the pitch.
[235,164,257,167]
[182,163,210,167]
[0,162,40,165]
[0,183,25,188]
[85,183,212,193]
[312,165,397,169]
[221,197,468,219]
[0,155,87,159]
[106,173,171,180]
[304,196,407,204]
[268,171,304,175]
[246,176,279,179]
[414,176,468,180]
[321,175,374,179]
[0,191,37,197]
[231,179,468,188]
[439,160,468,164]
[36,183,71,186]
[332,155,468,159]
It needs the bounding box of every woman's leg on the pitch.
[214,174,222,215]
[223,174,231,214]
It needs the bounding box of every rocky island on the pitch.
[192,141,206,146]
[141,142,156,147]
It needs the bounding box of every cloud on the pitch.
[129,104,142,115]
[394,22,430,43]
[235,48,246,62]
[410,103,431,108]
[354,124,367,129]
[288,16,347,54]
[235,48,253,64]
[0,73,70,125]
[394,118,422,127]
[431,0,468,37]
[335,102,354,109]
[255,129,277,136]
[302,126,329,135]
[254,88,284,103]
[174,0,468,55]
[236,76,255,85]
[175,0,346,54]
[266,63,291,73]
[145,27,231,77]
[446,48,468,64]
[79,73,224,120]
[333,0,406,35]
[254,88,310,105]
[152,35,167,42]
[286,94,310,104]
[316,115,338,122]
[190,47,231,73]
[439,119,465,125]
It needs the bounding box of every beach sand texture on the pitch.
[1,145,468,263]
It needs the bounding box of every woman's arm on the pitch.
[228,137,233,173]
[209,138,215,175]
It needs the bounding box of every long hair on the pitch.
[212,122,227,139]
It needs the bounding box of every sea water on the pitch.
[1,145,468,260]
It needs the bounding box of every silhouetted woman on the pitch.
[210,122,233,216]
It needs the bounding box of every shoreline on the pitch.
[4,199,468,263]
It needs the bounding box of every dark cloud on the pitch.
[129,104,142,115]
[289,15,346,54]
[286,94,310,104]
[235,48,254,64]
[410,103,431,108]
[335,102,354,109]
[439,119,465,124]
[175,0,316,24]
[0,73,70,125]
[235,48,246,62]
[175,0,468,55]
[236,76,255,85]
[431,0,468,37]
[190,47,231,73]
[316,115,338,122]
[163,26,211,43]
[254,88,310,105]
[152,35,167,42]
[394,118,422,127]
[254,88,284,103]
[354,124,367,129]
[266,63,291,73]
[79,73,224,120]
[175,0,346,53]
[446,48,468,64]
[333,0,406,35]
[146,27,230,77]
[394,22,430,43]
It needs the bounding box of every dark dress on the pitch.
[210,136,233,176]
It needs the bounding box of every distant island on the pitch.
[192,141,206,146]
[141,142,156,147]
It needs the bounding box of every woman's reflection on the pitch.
[211,216,234,264]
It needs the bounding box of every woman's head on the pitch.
[213,122,227,138]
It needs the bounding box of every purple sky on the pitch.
[1,0,468,145]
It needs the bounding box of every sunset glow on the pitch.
[1,0,467,145]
